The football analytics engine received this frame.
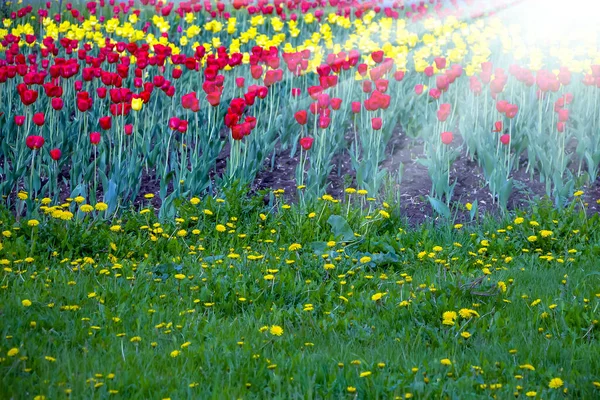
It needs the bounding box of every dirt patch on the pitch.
[4,123,600,224]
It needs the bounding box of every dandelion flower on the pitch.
[440,359,452,366]
[371,292,385,301]
[216,224,226,232]
[548,377,563,389]
[288,243,302,251]
[269,325,283,336]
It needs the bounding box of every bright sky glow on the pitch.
[499,0,600,45]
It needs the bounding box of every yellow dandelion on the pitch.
[548,377,563,389]
[269,325,283,336]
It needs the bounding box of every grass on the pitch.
[0,190,599,399]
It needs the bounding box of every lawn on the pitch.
[1,191,599,398]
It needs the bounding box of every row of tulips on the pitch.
[1,0,599,216]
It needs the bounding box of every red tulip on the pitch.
[362,81,372,93]
[14,115,25,126]
[90,132,101,145]
[357,63,368,77]
[496,100,509,114]
[230,123,246,141]
[291,88,301,97]
[250,65,263,80]
[424,66,434,77]
[506,104,518,119]
[394,70,405,81]
[371,50,384,64]
[557,122,565,132]
[440,131,453,145]
[429,88,441,100]
[371,117,382,130]
[500,134,510,145]
[124,124,133,135]
[169,117,180,130]
[558,109,569,122]
[33,112,45,126]
[558,67,571,86]
[182,92,199,110]
[99,116,112,130]
[318,116,330,129]
[436,103,451,122]
[331,98,342,110]
[295,110,308,125]
[26,135,45,150]
[436,75,449,91]
[434,57,446,70]
[20,89,38,106]
[469,76,482,95]
[299,136,314,150]
[236,77,245,88]
[52,98,64,110]
[177,120,188,133]
[375,79,388,93]
[414,84,424,95]
[493,121,503,133]
[50,148,61,160]
[229,98,246,115]
[351,101,361,114]
[206,91,221,107]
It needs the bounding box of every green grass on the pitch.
[0,191,599,399]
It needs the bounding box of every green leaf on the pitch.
[327,215,355,242]
[427,196,451,219]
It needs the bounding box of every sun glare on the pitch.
[500,0,600,45]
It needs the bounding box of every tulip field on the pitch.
[1,0,600,398]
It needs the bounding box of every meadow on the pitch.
[1,0,600,398]
[1,191,599,399]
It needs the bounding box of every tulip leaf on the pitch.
[327,215,355,242]
[427,196,451,219]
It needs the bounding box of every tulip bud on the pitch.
[440,131,453,145]
[299,136,314,150]
[52,97,64,110]
[33,112,45,126]
[26,135,45,150]
[294,110,308,125]
[50,148,62,160]
[90,132,101,145]
[371,117,382,131]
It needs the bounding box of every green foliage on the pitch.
[0,193,599,399]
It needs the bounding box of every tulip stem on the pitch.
[29,150,36,200]
[93,146,97,203]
